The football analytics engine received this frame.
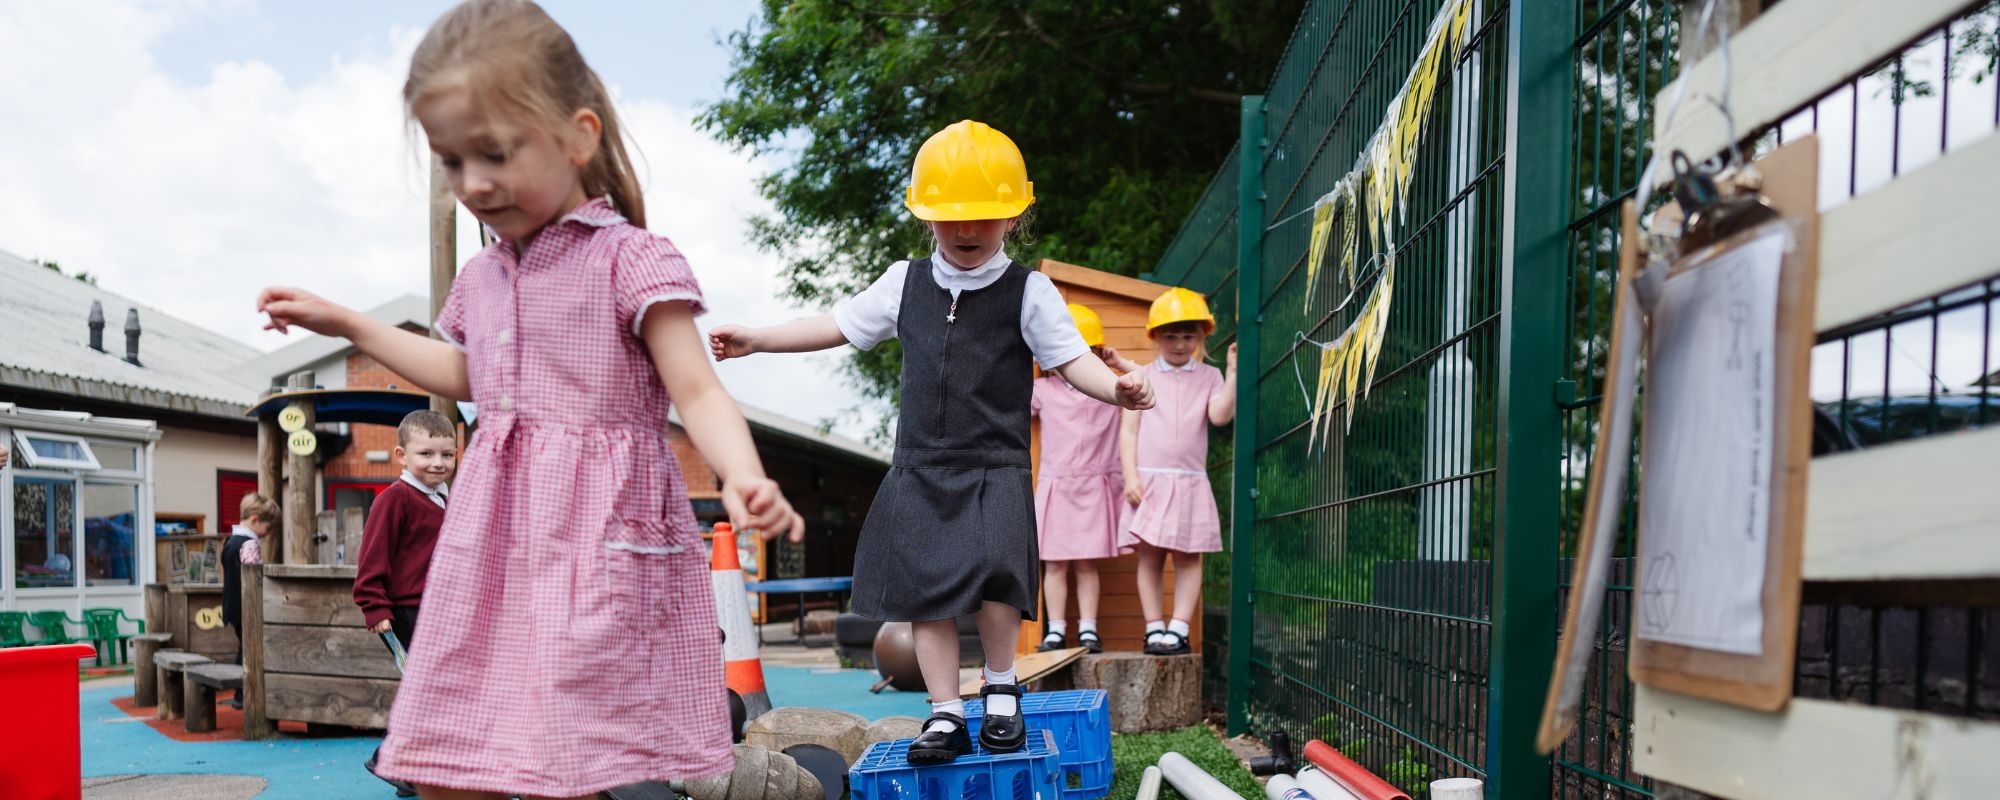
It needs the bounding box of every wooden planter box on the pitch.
[240,563,400,739]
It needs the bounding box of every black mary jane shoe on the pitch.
[907,712,972,765]
[1036,631,1066,652]
[1151,630,1191,656]
[977,683,1028,754]
[1078,630,1102,654]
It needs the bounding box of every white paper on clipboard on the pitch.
[1636,225,1788,655]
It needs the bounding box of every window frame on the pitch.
[11,430,101,471]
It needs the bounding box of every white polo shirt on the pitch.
[833,249,1091,371]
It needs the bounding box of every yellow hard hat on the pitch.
[1066,303,1105,348]
[1146,288,1216,336]
[904,120,1035,222]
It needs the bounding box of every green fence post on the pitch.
[1226,94,1265,738]
[1492,0,1572,796]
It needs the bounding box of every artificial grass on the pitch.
[1109,724,1263,800]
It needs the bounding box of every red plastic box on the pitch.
[0,644,97,800]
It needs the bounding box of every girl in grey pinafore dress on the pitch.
[850,256,1040,621]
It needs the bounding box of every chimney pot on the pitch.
[88,300,105,353]
[123,308,142,367]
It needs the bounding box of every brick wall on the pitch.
[324,353,417,481]
[670,426,721,495]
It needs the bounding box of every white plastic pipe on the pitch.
[1430,778,1482,800]
[1294,767,1365,800]
[1158,752,1248,800]
[1263,773,1320,800]
[1136,766,1165,800]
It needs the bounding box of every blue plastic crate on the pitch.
[849,730,1063,800]
[964,690,1111,800]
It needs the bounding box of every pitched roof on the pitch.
[0,249,263,419]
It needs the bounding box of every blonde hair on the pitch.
[239,493,280,526]
[405,0,646,227]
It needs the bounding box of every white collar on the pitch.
[401,471,450,502]
[1153,358,1199,373]
[927,248,1012,283]
[229,524,255,538]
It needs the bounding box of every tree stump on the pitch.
[862,716,923,749]
[1071,652,1202,732]
[744,707,870,764]
[131,632,173,707]
[683,744,823,800]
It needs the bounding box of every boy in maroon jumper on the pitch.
[354,409,456,649]
[355,410,455,797]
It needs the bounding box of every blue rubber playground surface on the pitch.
[81,664,929,799]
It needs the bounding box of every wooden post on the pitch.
[258,388,284,510]
[339,507,365,567]
[315,511,338,567]
[429,154,462,425]
[283,371,317,565]
[183,673,216,733]
[144,583,167,634]
[241,562,274,740]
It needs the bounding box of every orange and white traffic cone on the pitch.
[711,523,772,724]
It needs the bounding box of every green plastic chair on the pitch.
[25,610,82,647]
[82,608,145,666]
[0,611,29,648]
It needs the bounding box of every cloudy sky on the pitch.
[0,0,882,439]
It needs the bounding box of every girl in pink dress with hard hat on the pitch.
[1121,288,1237,656]
[1031,303,1141,654]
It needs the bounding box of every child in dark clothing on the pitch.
[354,409,455,798]
[222,493,279,668]
[353,410,457,652]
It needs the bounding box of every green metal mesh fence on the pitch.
[1551,0,1679,797]
[1154,0,1518,791]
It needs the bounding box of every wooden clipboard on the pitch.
[1627,135,1820,711]
[1536,198,1647,752]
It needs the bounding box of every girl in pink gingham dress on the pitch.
[1120,288,1237,657]
[257,2,802,797]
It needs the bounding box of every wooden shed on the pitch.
[1023,259,1204,655]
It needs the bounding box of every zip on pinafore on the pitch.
[936,292,957,431]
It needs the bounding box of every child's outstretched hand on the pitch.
[257,287,353,337]
[1114,369,1155,410]
[708,325,760,362]
[723,476,804,543]
[1225,342,1238,376]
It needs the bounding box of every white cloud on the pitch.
[0,1,880,439]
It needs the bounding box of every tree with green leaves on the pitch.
[700,0,1304,431]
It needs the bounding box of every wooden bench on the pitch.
[182,663,245,733]
[131,632,174,707]
[152,650,213,721]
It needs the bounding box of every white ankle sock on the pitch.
[1045,620,1067,637]
[927,699,965,733]
[1146,619,1166,644]
[1167,619,1190,638]
[1078,618,1097,633]
[982,666,1020,716]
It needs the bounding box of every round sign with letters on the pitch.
[278,405,308,433]
[287,430,318,457]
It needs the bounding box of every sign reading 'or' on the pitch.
[278,405,309,432]
[287,430,318,457]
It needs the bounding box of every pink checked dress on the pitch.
[1121,359,1226,554]
[1031,376,1124,561]
[375,198,732,796]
